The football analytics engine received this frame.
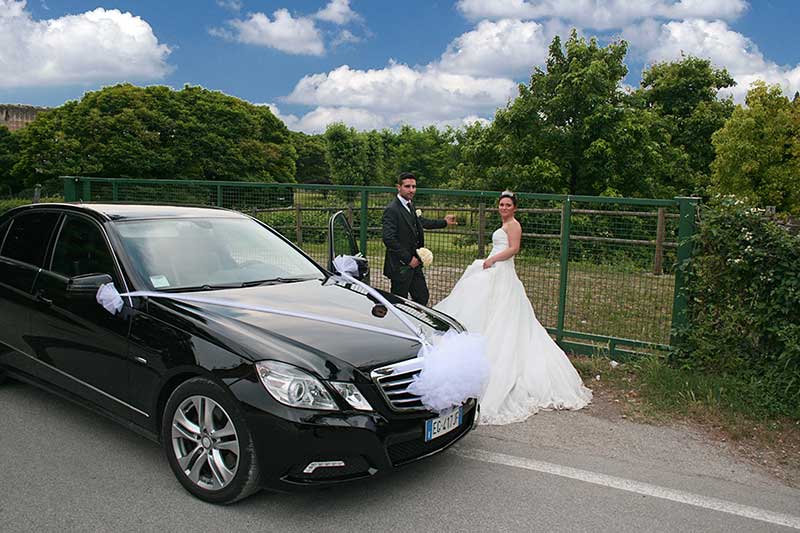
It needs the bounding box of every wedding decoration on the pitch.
[415,209,422,217]
[333,255,488,413]
[407,330,489,413]
[416,247,433,267]
[96,282,123,314]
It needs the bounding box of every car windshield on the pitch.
[114,217,324,291]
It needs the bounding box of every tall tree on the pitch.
[324,122,367,187]
[291,131,330,183]
[488,31,633,195]
[13,84,296,188]
[711,82,800,213]
[637,56,735,193]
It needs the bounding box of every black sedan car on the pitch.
[0,203,477,504]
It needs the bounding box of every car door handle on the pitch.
[36,293,53,305]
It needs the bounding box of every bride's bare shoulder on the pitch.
[506,218,522,234]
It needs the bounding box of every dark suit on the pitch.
[382,197,447,305]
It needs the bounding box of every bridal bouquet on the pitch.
[416,247,433,267]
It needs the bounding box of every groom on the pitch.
[382,172,456,306]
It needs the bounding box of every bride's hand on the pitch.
[482,258,495,269]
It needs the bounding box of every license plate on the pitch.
[424,406,463,442]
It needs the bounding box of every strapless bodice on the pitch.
[489,228,509,258]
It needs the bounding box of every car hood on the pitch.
[152,278,459,378]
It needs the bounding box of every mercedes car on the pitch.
[0,203,478,504]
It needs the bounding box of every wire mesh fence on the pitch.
[62,177,697,357]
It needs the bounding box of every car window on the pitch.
[51,215,116,279]
[0,211,60,267]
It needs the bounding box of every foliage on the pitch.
[673,200,800,417]
[636,56,735,193]
[0,196,63,216]
[451,31,688,198]
[711,82,800,214]
[12,84,296,188]
[0,126,21,195]
[291,131,330,183]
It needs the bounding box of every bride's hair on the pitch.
[499,190,517,207]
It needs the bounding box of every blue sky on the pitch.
[2,0,799,133]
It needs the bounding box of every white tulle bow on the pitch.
[96,282,123,314]
[408,330,489,412]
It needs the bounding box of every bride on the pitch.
[435,191,592,425]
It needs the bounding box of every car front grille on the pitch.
[371,357,425,412]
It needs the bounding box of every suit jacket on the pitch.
[382,197,447,279]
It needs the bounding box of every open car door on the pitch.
[328,210,369,283]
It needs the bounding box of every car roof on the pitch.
[6,203,246,222]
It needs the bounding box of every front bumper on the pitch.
[233,378,478,490]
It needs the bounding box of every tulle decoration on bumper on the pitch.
[408,330,490,413]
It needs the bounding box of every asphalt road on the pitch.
[2,379,799,532]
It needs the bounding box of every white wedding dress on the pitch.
[435,227,592,425]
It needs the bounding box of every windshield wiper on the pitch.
[162,284,244,293]
[240,276,318,287]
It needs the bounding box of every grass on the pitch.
[572,355,800,486]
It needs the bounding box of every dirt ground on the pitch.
[584,369,800,488]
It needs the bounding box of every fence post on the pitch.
[670,197,699,346]
[477,202,486,257]
[295,203,303,246]
[216,185,223,207]
[82,179,91,201]
[32,184,41,203]
[359,190,368,255]
[556,197,572,342]
[63,177,78,202]
[112,181,119,202]
[653,207,666,275]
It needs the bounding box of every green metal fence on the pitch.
[62,176,698,358]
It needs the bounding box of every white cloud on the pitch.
[642,19,800,100]
[456,0,747,30]
[287,62,516,115]
[439,18,567,78]
[314,0,360,25]
[280,62,517,132]
[0,0,171,88]
[332,29,361,47]
[210,8,325,56]
[216,0,242,12]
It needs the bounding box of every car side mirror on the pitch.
[67,273,114,298]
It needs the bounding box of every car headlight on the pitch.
[255,361,337,411]
[330,382,374,411]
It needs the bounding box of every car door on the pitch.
[0,210,61,377]
[28,213,136,419]
[328,210,369,283]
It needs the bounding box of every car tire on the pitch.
[161,377,261,504]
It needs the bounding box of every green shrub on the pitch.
[673,198,800,417]
[0,196,63,216]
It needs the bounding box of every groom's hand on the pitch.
[409,256,421,268]
[444,214,457,226]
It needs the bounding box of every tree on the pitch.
[13,84,296,188]
[0,126,20,195]
[711,82,800,213]
[637,56,735,193]
[291,132,330,183]
[479,31,637,195]
[324,122,367,188]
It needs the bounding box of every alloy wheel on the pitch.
[170,395,240,491]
